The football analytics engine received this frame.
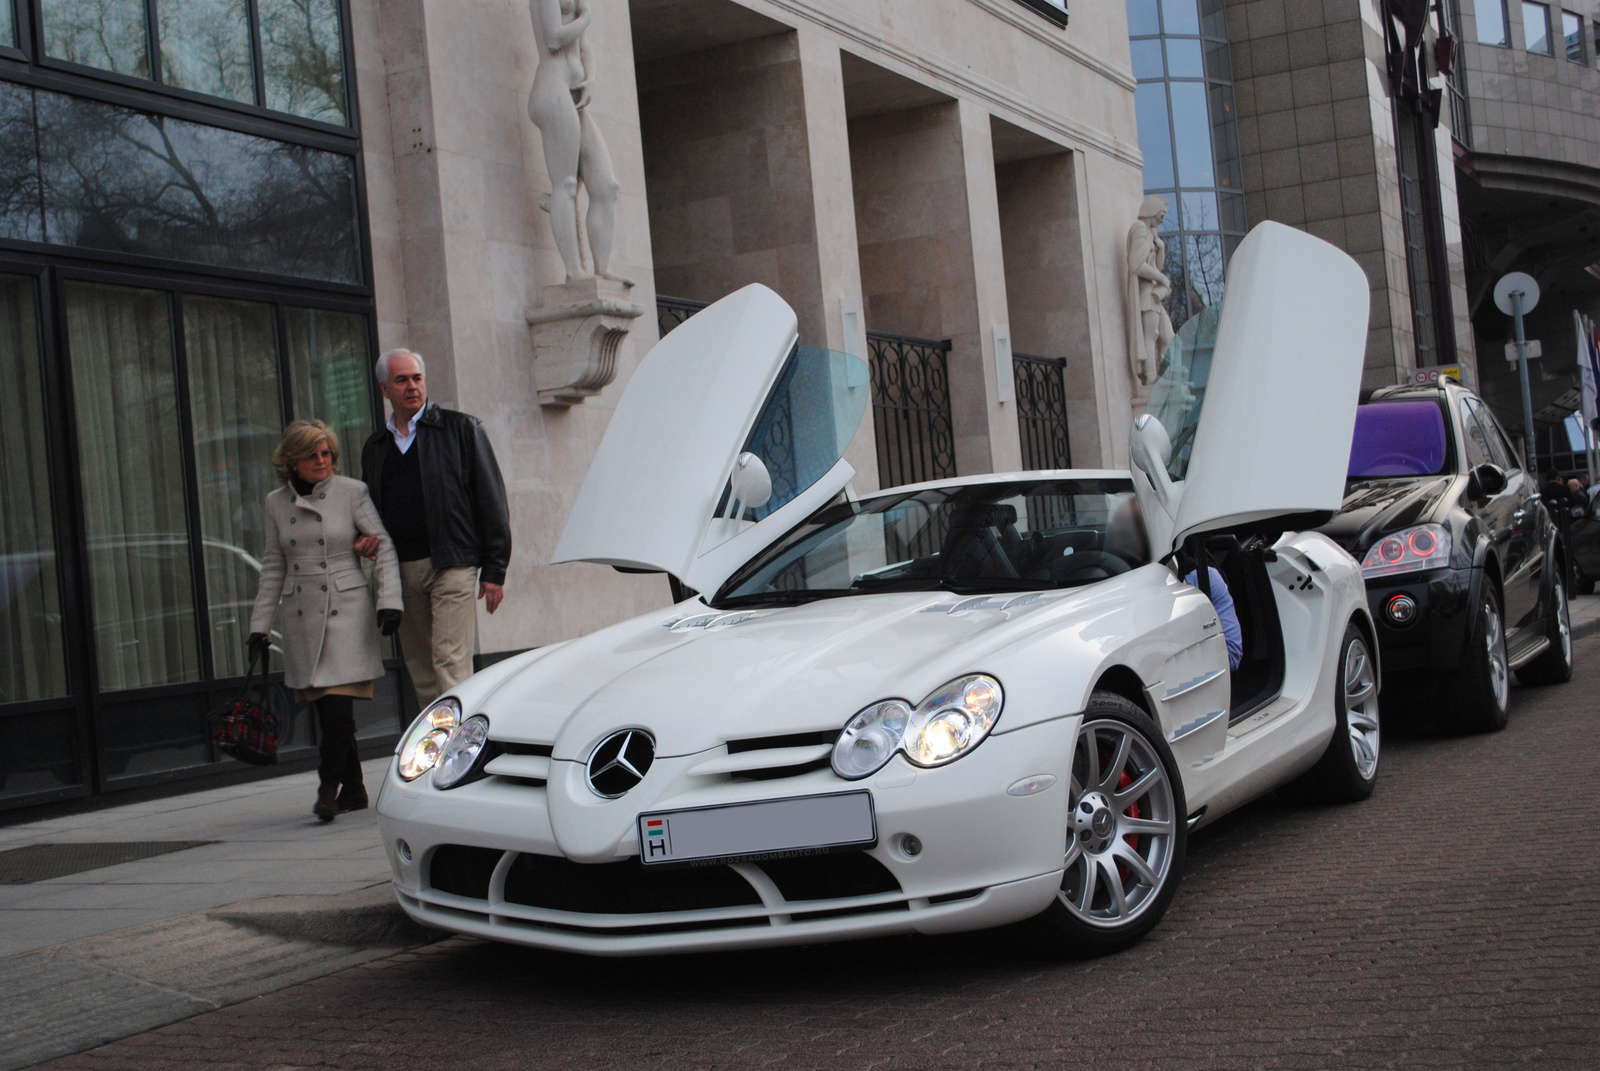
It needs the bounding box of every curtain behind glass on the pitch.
[159,0,255,103]
[0,275,69,704]
[286,307,372,455]
[41,0,152,77]
[65,281,200,692]
[183,296,282,679]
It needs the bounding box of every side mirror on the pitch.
[723,452,772,520]
[1468,463,1507,499]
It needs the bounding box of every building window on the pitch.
[1127,0,1246,329]
[1010,0,1069,28]
[1522,1,1553,53]
[1,83,361,283]
[1,0,16,48]
[1562,9,1584,60]
[1475,0,1510,44]
[37,0,348,125]
[1442,0,1473,148]
[1395,111,1439,366]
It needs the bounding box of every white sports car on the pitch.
[376,222,1380,957]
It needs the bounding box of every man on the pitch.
[358,349,512,707]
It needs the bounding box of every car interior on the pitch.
[1180,533,1287,720]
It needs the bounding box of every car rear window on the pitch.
[1348,400,1451,477]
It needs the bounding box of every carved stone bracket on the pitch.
[525,278,644,408]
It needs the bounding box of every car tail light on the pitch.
[1361,524,1450,578]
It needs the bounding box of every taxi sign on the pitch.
[1410,364,1462,386]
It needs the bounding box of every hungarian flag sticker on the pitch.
[641,816,672,860]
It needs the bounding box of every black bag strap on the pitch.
[240,645,269,703]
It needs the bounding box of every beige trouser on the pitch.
[397,559,478,707]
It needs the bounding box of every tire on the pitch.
[1019,691,1186,958]
[1277,621,1380,804]
[1516,573,1574,686]
[1447,582,1511,733]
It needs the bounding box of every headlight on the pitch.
[832,700,912,779]
[903,675,1003,767]
[433,715,491,790]
[830,675,1003,779]
[396,697,460,781]
[1361,524,1450,578]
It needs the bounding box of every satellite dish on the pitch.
[1493,272,1540,316]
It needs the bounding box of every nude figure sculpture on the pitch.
[529,0,630,285]
[1126,195,1176,388]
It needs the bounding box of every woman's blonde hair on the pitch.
[273,420,341,482]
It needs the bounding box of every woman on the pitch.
[248,421,402,821]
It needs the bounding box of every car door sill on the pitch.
[1506,635,1549,670]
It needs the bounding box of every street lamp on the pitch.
[1493,271,1541,474]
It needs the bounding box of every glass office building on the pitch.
[1126,0,1247,329]
[0,0,399,809]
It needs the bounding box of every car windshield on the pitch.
[713,479,1148,608]
[1347,400,1452,478]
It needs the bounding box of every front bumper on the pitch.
[376,716,1079,955]
[1362,565,1477,684]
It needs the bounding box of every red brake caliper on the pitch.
[1100,749,1143,885]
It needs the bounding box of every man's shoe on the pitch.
[336,786,369,813]
[313,787,339,822]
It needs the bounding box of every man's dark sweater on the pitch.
[380,440,431,563]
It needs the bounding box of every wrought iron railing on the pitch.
[1013,352,1072,471]
[656,295,707,338]
[867,330,956,490]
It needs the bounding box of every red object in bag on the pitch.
[211,650,279,766]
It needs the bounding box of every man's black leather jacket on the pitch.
[361,404,512,586]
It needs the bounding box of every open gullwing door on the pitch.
[1133,221,1369,559]
[552,284,871,596]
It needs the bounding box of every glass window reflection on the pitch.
[42,0,151,77]
[1127,0,1161,36]
[1,0,15,48]
[1475,0,1510,43]
[1135,83,1175,189]
[1562,10,1583,60]
[1165,38,1205,77]
[1161,0,1201,35]
[160,0,256,103]
[1523,1,1553,52]
[26,86,360,283]
[1131,39,1164,79]
[0,82,43,243]
[1169,82,1215,187]
[260,0,348,125]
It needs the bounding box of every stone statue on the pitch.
[528,0,631,286]
[1126,195,1175,388]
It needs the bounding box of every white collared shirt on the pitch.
[387,406,426,454]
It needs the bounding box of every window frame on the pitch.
[1474,0,1512,46]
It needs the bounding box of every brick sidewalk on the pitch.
[26,638,1600,1071]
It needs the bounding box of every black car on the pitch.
[1555,485,1600,595]
[1320,382,1573,731]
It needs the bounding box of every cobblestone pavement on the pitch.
[32,639,1600,1071]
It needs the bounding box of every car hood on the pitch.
[1321,475,1455,554]
[460,581,1153,763]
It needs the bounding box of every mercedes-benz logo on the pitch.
[586,730,656,798]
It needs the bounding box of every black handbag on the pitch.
[211,648,280,766]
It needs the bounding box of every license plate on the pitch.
[637,791,876,866]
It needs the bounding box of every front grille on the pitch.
[429,845,501,899]
[726,730,839,753]
[503,854,762,914]
[758,851,901,901]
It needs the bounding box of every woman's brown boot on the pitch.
[314,784,339,821]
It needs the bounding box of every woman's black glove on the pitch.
[377,609,402,636]
[246,632,271,663]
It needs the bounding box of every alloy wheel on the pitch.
[1554,580,1572,666]
[1059,719,1178,928]
[1344,636,1379,779]
[1484,599,1509,711]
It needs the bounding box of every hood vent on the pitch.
[664,610,772,632]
